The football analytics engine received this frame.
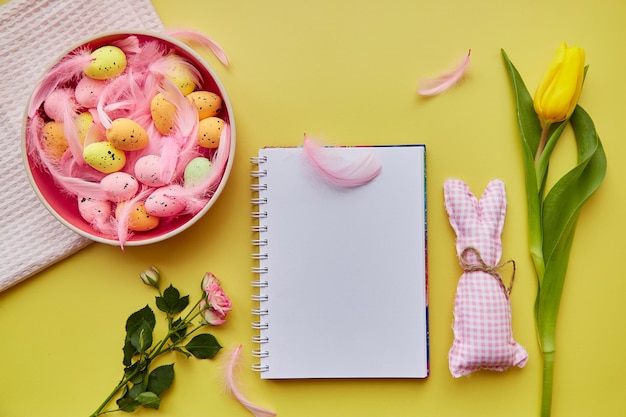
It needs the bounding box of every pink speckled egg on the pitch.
[75,76,106,108]
[100,172,139,202]
[134,154,167,187]
[77,196,111,223]
[43,88,76,122]
[145,185,186,217]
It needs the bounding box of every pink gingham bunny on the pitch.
[444,178,528,377]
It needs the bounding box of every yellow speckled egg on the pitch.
[75,112,94,144]
[106,118,149,151]
[84,45,127,80]
[41,121,68,160]
[83,141,126,173]
[197,117,225,148]
[165,60,196,95]
[186,91,222,120]
[150,93,177,135]
[116,201,160,231]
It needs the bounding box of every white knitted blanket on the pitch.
[0,0,164,291]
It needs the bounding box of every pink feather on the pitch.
[167,29,230,67]
[417,49,471,96]
[302,135,382,187]
[223,345,277,417]
[28,47,93,117]
[157,79,199,183]
[114,187,153,250]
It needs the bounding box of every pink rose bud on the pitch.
[199,272,232,326]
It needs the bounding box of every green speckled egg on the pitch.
[83,142,126,173]
[184,157,213,187]
[84,45,127,80]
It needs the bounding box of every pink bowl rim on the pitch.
[21,30,236,246]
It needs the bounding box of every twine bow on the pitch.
[459,246,516,297]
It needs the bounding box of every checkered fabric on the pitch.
[444,178,528,378]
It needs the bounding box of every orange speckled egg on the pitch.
[186,91,222,120]
[106,118,149,151]
[41,121,68,160]
[116,201,160,231]
[197,117,224,149]
[150,93,177,135]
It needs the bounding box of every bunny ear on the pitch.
[478,179,507,236]
[443,178,479,237]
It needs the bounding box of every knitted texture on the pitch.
[0,0,164,291]
[444,178,528,377]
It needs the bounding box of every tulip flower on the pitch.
[502,46,606,417]
[532,42,586,162]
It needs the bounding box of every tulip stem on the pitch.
[540,350,555,417]
[535,124,551,164]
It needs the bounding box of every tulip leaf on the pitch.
[501,49,545,278]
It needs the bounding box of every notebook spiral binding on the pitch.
[250,155,270,373]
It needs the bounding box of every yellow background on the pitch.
[1,0,625,416]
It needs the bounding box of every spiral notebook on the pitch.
[250,144,428,379]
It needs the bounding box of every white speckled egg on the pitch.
[186,91,222,120]
[84,45,127,80]
[197,117,224,148]
[75,76,106,107]
[78,196,112,223]
[101,172,139,202]
[83,141,126,173]
[41,121,68,160]
[150,93,177,135]
[106,118,149,151]
[134,154,167,187]
[116,201,160,231]
[145,185,186,217]
[183,157,213,187]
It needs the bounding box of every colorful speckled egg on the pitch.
[165,60,196,95]
[78,196,112,223]
[186,91,222,120]
[145,185,186,217]
[41,121,68,160]
[75,112,94,144]
[197,117,224,148]
[100,172,139,202]
[106,118,149,151]
[150,93,177,135]
[134,154,167,187]
[43,88,76,122]
[116,201,160,232]
[183,156,213,187]
[83,141,126,173]
[84,45,127,80]
[75,76,106,107]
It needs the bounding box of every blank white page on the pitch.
[252,145,428,379]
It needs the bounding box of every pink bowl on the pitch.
[21,31,236,246]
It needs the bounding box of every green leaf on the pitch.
[501,49,545,278]
[136,391,161,409]
[536,105,607,350]
[116,396,139,412]
[122,339,138,366]
[156,285,189,315]
[130,320,153,353]
[184,334,222,359]
[147,364,175,396]
[125,305,156,335]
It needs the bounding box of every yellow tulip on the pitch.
[533,42,585,126]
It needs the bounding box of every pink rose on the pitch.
[199,272,232,326]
